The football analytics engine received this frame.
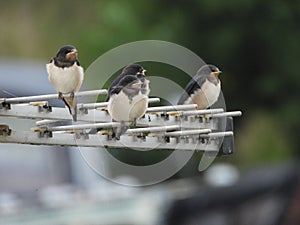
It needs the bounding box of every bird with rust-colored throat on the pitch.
[46,45,84,121]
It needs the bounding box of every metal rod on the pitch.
[178,108,224,116]
[0,104,110,122]
[0,130,220,151]
[146,104,197,113]
[164,129,212,137]
[210,111,242,118]
[29,101,49,106]
[47,122,120,132]
[78,102,108,110]
[200,131,234,138]
[0,90,108,104]
[126,125,180,134]
[36,120,61,126]
[147,98,160,104]
[78,97,161,110]
[1,104,218,130]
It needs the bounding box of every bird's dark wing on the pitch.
[75,60,80,66]
[108,75,139,98]
[105,72,126,101]
[177,75,207,104]
[110,86,122,96]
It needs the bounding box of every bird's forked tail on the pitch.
[63,96,77,121]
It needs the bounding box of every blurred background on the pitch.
[0,0,299,224]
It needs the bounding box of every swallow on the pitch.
[46,45,84,121]
[105,64,146,102]
[107,74,150,139]
[178,64,221,109]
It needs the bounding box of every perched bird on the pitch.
[178,64,222,109]
[107,74,150,139]
[46,45,84,121]
[106,64,146,102]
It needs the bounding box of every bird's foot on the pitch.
[70,92,75,99]
[111,130,120,140]
[132,118,137,126]
[58,92,63,99]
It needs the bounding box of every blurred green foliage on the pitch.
[0,0,299,170]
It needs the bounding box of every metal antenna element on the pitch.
[0,89,242,154]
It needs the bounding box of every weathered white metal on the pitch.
[78,97,160,110]
[78,102,108,110]
[146,104,197,113]
[47,122,120,132]
[210,111,242,118]
[0,104,225,130]
[164,129,212,137]
[0,89,107,104]
[126,125,180,134]
[200,131,234,138]
[179,108,224,116]
[0,130,222,151]
[0,90,242,152]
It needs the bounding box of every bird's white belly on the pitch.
[108,91,148,122]
[185,80,221,109]
[46,63,84,93]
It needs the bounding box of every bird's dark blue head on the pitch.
[106,64,146,102]
[122,64,146,76]
[56,45,78,62]
[118,75,142,88]
[197,64,221,77]
[111,75,142,97]
[52,45,79,68]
